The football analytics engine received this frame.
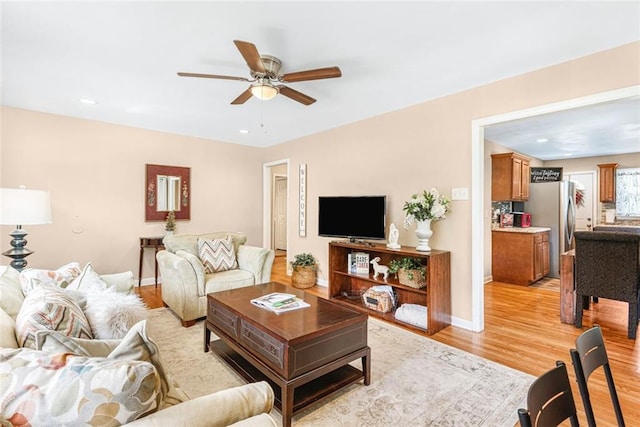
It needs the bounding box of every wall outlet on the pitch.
[451,187,469,201]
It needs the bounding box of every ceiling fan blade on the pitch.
[177,72,250,82]
[280,66,342,83]
[278,85,316,105]
[233,40,266,74]
[231,88,253,105]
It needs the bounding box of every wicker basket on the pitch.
[291,266,317,289]
[362,288,395,313]
[397,268,427,289]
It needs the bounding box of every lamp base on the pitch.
[2,226,34,272]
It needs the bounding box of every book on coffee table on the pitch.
[251,292,310,314]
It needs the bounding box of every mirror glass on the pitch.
[156,175,181,212]
[145,164,190,221]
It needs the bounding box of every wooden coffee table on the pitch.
[205,282,370,427]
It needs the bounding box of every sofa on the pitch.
[593,225,640,234]
[157,232,275,327]
[0,265,277,426]
[574,231,640,339]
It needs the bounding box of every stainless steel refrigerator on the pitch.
[526,180,576,278]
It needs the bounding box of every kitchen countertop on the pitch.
[491,226,551,233]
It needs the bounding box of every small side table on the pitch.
[138,236,165,287]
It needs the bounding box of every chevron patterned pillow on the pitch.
[198,236,238,273]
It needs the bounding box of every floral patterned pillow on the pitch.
[0,348,161,425]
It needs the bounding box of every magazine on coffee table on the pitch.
[251,292,310,314]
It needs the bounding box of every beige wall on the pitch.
[0,108,264,281]
[264,42,640,324]
[2,42,638,325]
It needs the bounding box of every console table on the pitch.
[138,236,164,287]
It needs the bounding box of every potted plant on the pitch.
[165,210,176,235]
[403,188,451,252]
[290,253,318,289]
[388,257,426,289]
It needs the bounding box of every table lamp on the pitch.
[0,187,52,271]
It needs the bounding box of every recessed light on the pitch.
[239,129,249,134]
[536,138,548,143]
[79,98,97,105]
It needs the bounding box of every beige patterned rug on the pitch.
[147,308,532,426]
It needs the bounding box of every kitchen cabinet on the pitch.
[492,228,550,286]
[534,232,550,280]
[491,152,531,201]
[598,163,618,203]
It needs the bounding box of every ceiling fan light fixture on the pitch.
[250,83,278,101]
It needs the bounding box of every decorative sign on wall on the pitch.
[299,164,307,237]
[530,167,563,183]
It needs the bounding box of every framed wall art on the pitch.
[299,163,307,237]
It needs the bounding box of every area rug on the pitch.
[146,308,533,426]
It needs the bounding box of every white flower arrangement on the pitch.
[403,188,451,229]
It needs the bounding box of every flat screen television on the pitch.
[318,196,386,241]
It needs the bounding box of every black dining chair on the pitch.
[570,325,625,427]
[518,361,579,427]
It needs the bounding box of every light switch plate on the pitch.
[451,187,469,200]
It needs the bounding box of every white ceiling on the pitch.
[2,1,639,150]
[485,95,640,161]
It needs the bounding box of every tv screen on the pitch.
[318,196,386,241]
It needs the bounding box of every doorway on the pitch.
[273,175,288,251]
[471,85,639,333]
[566,172,597,231]
[262,159,289,253]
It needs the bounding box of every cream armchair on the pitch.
[157,232,275,327]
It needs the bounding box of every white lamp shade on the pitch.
[0,188,53,225]
[250,84,278,101]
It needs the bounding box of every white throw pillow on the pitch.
[19,261,82,294]
[66,262,107,292]
[198,236,238,273]
[84,287,148,339]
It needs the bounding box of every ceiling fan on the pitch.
[178,40,342,106]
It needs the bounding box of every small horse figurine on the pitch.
[370,257,389,281]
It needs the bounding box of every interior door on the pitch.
[567,172,596,231]
[274,176,288,251]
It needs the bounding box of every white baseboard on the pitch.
[450,315,474,331]
[483,275,493,284]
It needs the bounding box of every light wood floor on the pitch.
[137,255,639,426]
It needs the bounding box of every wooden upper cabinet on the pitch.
[520,160,530,200]
[598,163,618,203]
[491,152,531,201]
